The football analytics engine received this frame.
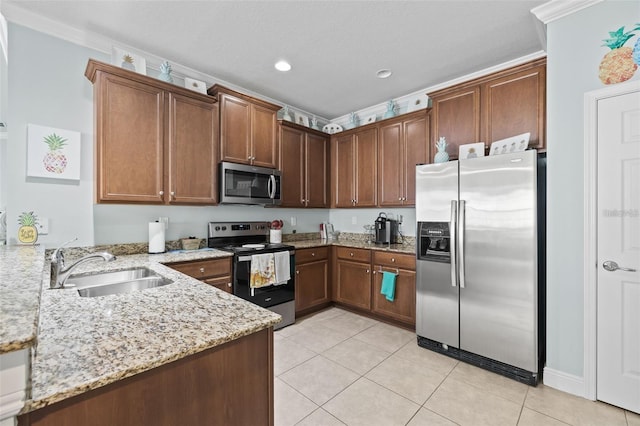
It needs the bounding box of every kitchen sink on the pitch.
[67,267,173,297]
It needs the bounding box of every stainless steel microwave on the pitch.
[219,161,282,205]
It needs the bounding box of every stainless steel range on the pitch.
[207,221,295,330]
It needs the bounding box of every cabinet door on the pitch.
[96,72,165,203]
[403,115,428,206]
[431,86,481,161]
[372,268,416,325]
[296,260,330,314]
[219,93,251,164]
[168,94,218,205]
[251,104,278,168]
[378,121,403,207]
[354,127,377,207]
[305,133,328,208]
[203,275,233,293]
[279,126,305,207]
[482,64,546,151]
[333,134,355,207]
[335,260,371,310]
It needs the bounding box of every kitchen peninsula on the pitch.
[0,246,280,426]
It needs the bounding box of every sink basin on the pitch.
[67,267,173,297]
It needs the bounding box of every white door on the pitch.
[596,89,640,413]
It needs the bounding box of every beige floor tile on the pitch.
[322,337,391,375]
[288,322,353,353]
[448,361,529,404]
[300,307,348,324]
[274,338,317,376]
[274,378,318,426]
[406,407,458,425]
[394,340,458,376]
[296,408,346,426]
[366,353,448,404]
[525,384,628,426]
[627,410,640,426]
[320,310,378,336]
[323,377,420,426]
[425,376,522,426]
[518,408,570,425]
[353,322,415,352]
[276,318,314,338]
[280,355,359,405]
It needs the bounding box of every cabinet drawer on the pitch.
[204,276,233,293]
[335,247,371,263]
[372,251,415,270]
[296,246,329,264]
[168,257,232,279]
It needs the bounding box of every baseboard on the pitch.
[543,367,588,399]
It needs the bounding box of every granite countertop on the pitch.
[19,248,280,412]
[288,238,415,254]
[0,245,46,354]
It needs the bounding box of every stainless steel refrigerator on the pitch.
[415,149,545,385]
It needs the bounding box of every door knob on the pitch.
[603,260,637,272]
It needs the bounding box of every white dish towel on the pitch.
[274,251,291,285]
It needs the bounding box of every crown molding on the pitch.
[0,2,329,124]
[531,0,603,25]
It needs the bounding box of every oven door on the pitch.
[233,251,295,308]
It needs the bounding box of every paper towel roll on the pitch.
[148,221,165,254]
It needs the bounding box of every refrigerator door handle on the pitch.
[458,200,466,288]
[450,200,458,287]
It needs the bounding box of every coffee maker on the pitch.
[374,212,399,244]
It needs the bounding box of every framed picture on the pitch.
[294,112,309,127]
[489,132,530,156]
[406,94,429,112]
[111,47,146,75]
[459,142,485,160]
[364,114,377,125]
[27,124,81,180]
[184,77,207,94]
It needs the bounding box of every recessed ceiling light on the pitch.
[377,69,392,79]
[275,60,291,72]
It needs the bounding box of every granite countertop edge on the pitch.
[288,238,415,254]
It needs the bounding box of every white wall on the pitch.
[545,0,640,380]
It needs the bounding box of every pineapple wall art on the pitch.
[599,24,640,85]
[17,211,38,244]
[27,124,81,180]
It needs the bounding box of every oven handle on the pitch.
[237,250,295,262]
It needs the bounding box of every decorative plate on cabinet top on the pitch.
[322,123,343,134]
[406,95,429,112]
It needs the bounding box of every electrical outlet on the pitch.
[36,217,49,235]
[159,217,169,229]
[351,216,357,225]
[290,216,296,226]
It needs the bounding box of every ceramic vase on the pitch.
[383,100,396,119]
[282,106,292,122]
[434,137,449,163]
[310,116,320,130]
[158,61,173,83]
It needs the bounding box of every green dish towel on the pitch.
[380,271,397,302]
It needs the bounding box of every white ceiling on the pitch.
[3,0,546,120]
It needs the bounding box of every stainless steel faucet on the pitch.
[50,238,116,289]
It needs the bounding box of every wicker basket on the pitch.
[181,238,202,250]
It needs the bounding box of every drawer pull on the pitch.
[227,282,232,287]
[296,270,300,275]
[311,252,315,257]
[199,267,205,273]
[350,252,354,257]
[391,258,395,263]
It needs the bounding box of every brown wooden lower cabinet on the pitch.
[329,247,416,327]
[18,328,274,426]
[295,247,331,316]
[166,257,233,293]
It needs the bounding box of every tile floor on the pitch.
[273,307,640,426]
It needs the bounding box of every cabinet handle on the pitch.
[227,282,232,287]
[391,258,395,263]
[159,191,164,196]
[170,191,175,198]
[350,252,354,257]
[199,267,205,273]
[296,270,300,275]
[373,270,377,274]
[366,269,370,274]
[311,252,315,257]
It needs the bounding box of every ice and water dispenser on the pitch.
[417,222,451,263]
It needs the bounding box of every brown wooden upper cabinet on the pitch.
[278,121,329,208]
[429,58,546,161]
[208,85,280,169]
[331,127,377,208]
[377,110,429,207]
[85,59,218,205]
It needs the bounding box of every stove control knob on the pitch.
[221,226,227,231]
[215,226,221,231]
